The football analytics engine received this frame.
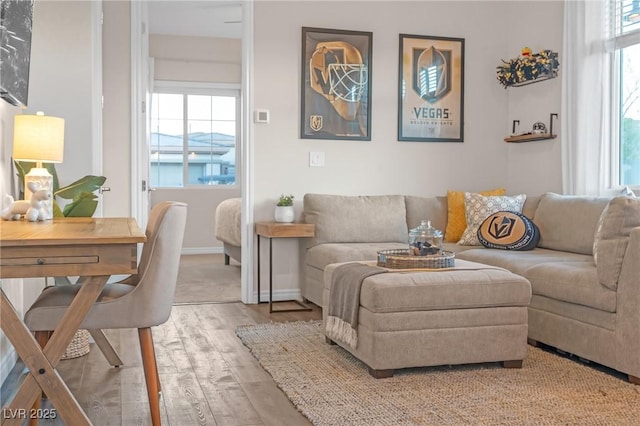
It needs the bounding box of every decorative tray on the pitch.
[377,249,455,269]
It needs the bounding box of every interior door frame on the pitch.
[130,1,255,304]
[91,1,104,216]
[130,1,150,231]
[240,1,255,304]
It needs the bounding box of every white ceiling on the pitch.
[147,1,243,39]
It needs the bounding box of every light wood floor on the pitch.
[1,301,322,425]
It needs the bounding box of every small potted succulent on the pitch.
[275,194,295,223]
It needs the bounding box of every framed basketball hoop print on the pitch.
[301,27,372,141]
[398,34,465,142]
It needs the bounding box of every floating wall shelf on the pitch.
[504,133,557,143]
[505,113,558,143]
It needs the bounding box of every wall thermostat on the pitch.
[254,109,270,124]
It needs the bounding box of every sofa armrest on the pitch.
[615,226,640,379]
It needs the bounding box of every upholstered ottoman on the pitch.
[323,260,532,378]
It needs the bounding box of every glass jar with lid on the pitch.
[409,220,443,256]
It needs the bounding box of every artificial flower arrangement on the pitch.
[496,47,560,88]
[277,194,294,206]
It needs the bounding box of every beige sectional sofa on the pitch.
[302,192,640,383]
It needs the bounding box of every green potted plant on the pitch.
[15,161,106,218]
[275,194,295,223]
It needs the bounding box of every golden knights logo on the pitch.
[412,46,451,103]
[486,215,516,240]
[310,115,323,131]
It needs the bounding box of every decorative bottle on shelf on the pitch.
[409,220,443,256]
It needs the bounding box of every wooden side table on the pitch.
[255,221,315,313]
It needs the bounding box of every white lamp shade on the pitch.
[13,113,65,163]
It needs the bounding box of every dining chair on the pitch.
[24,201,187,425]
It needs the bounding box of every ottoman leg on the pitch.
[368,367,394,379]
[503,360,523,369]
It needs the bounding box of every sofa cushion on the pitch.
[444,188,505,242]
[303,194,408,247]
[324,261,531,313]
[477,211,540,251]
[525,262,617,313]
[456,247,593,276]
[533,192,610,255]
[458,193,526,246]
[405,195,448,231]
[593,196,640,290]
[306,242,409,270]
[358,264,531,313]
[522,196,541,219]
[529,295,616,331]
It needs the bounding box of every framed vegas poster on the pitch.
[301,27,372,141]
[398,34,465,142]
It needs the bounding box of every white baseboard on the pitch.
[178,251,306,306]
[181,247,223,255]
[254,288,302,303]
[0,347,17,387]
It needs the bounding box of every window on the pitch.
[610,1,640,186]
[621,43,640,185]
[150,86,239,187]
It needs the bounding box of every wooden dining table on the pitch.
[0,217,146,425]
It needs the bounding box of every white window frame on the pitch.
[606,0,640,191]
[151,80,241,189]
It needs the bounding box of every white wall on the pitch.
[26,0,94,188]
[253,1,563,208]
[102,0,132,218]
[150,187,241,252]
[151,34,241,83]
[504,1,564,194]
[251,0,564,294]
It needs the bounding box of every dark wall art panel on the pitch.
[301,27,372,141]
[0,0,34,107]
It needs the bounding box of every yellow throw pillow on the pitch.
[444,188,506,242]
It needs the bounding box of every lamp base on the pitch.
[24,167,54,220]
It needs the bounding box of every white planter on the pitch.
[274,206,294,223]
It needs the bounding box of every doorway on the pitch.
[131,1,254,303]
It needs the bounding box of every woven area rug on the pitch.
[236,321,640,425]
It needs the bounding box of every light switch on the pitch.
[309,151,325,167]
[254,109,270,124]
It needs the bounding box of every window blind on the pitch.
[606,0,640,51]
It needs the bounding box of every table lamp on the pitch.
[12,111,65,219]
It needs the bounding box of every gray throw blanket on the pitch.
[326,263,387,349]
